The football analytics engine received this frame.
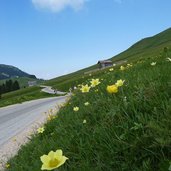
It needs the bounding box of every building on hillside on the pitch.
[98,60,113,69]
[28,81,37,87]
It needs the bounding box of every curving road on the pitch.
[40,86,66,95]
[0,96,68,147]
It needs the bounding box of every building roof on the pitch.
[98,60,112,64]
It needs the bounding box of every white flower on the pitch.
[84,102,90,106]
[83,120,87,124]
[151,62,156,66]
[166,57,171,62]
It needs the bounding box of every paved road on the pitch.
[40,86,66,95]
[0,96,68,147]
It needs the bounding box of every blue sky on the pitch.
[0,0,171,79]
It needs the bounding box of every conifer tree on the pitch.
[12,80,20,91]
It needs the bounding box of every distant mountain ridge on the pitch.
[0,64,36,80]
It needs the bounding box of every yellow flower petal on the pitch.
[55,149,63,156]
[80,84,91,93]
[48,151,55,158]
[120,66,125,71]
[40,155,51,164]
[115,79,125,87]
[90,79,101,87]
[5,164,10,168]
[73,107,79,111]
[84,102,90,106]
[55,156,68,168]
[40,150,68,170]
[107,85,118,94]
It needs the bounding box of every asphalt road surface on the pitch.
[0,96,67,147]
[40,86,66,95]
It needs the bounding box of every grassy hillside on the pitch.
[0,77,44,88]
[0,86,57,108]
[45,64,97,90]
[6,53,171,171]
[45,28,171,92]
[111,27,171,63]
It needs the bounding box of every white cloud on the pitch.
[32,0,87,12]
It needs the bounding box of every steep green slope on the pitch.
[46,27,171,91]
[111,27,171,62]
[7,52,171,171]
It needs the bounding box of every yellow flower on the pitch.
[37,127,45,134]
[127,63,133,68]
[151,62,156,66]
[80,84,91,93]
[5,163,10,168]
[109,68,114,71]
[90,79,101,87]
[40,150,68,170]
[120,66,125,71]
[83,119,87,124]
[73,107,79,112]
[106,85,118,94]
[115,79,125,87]
[84,102,90,106]
[47,114,56,121]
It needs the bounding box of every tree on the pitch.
[0,85,2,99]
[5,79,13,92]
[0,79,20,96]
[2,83,6,93]
[12,80,20,91]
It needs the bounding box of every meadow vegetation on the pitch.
[0,77,43,88]
[0,86,57,108]
[5,53,171,170]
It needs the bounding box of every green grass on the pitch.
[47,69,108,92]
[0,77,44,88]
[6,54,171,171]
[0,86,57,108]
[110,28,171,63]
